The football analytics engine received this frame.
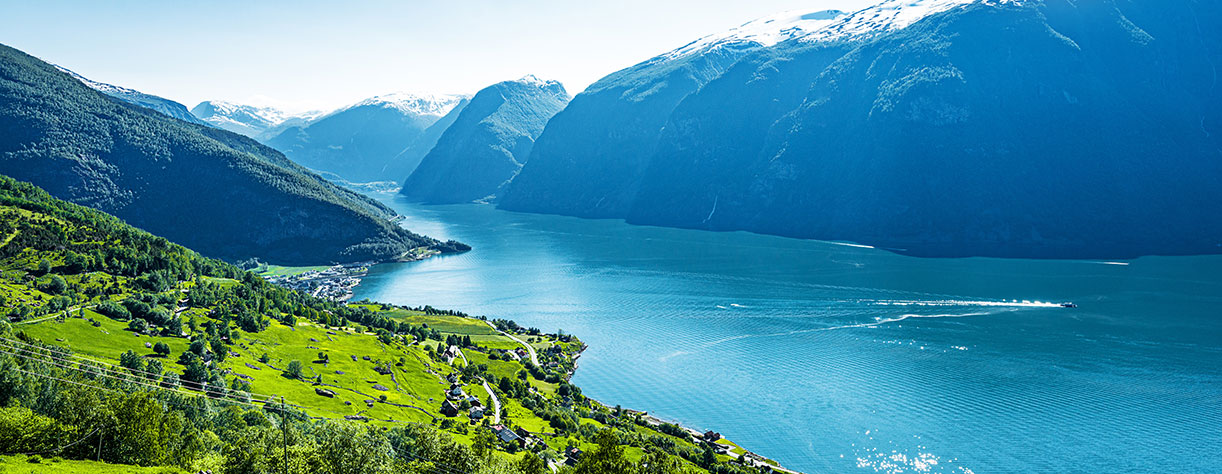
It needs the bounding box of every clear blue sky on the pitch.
[0,0,873,113]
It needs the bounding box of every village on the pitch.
[261,263,369,301]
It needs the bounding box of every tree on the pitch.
[518,452,547,474]
[144,358,163,380]
[286,360,303,379]
[572,430,633,474]
[36,259,51,274]
[210,339,227,363]
[40,275,68,295]
[639,449,688,474]
[699,444,717,469]
[181,352,209,387]
[127,318,149,334]
[188,339,207,357]
[316,421,392,474]
[152,341,171,357]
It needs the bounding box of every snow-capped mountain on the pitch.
[343,92,466,118]
[799,0,1023,43]
[503,0,1222,258]
[190,100,322,140]
[55,66,206,125]
[665,9,848,60]
[264,92,470,184]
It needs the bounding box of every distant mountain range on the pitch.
[190,100,323,141]
[401,76,569,203]
[55,66,207,126]
[263,93,468,184]
[0,43,464,265]
[501,0,1222,258]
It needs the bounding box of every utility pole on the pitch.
[95,426,103,462]
[280,397,289,474]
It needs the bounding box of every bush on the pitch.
[286,360,303,379]
[95,300,131,320]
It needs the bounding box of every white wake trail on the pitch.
[661,310,998,361]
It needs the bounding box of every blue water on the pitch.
[353,196,1222,473]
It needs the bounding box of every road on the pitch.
[483,320,540,366]
[456,348,500,424]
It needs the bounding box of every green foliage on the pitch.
[285,360,304,379]
[0,405,76,454]
[0,44,456,265]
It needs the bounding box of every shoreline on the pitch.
[562,340,803,473]
[266,259,806,473]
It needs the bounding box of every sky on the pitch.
[0,0,876,114]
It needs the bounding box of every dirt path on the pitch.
[16,304,97,325]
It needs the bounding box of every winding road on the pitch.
[455,347,500,424]
[483,320,540,366]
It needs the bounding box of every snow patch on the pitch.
[664,8,851,59]
[347,92,468,117]
[800,0,1025,44]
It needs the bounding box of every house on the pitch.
[447,386,465,400]
[564,447,583,465]
[469,406,485,420]
[703,431,722,442]
[444,345,461,360]
[489,424,521,444]
[464,395,482,407]
[441,400,459,417]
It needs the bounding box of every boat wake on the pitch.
[865,299,1063,308]
[661,311,998,361]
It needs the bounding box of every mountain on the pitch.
[0,43,466,265]
[55,66,206,126]
[265,93,468,184]
[502,0,1222,258]
[500,9,848,218]
[190,100,322,141]
[401,76,570,203]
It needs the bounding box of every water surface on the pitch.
[353,196,1222,473]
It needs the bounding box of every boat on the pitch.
[1060,302,1077,308]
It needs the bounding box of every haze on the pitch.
[0,0,875,113]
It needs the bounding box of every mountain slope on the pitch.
[505,0,1222,258]
[499,9,848,218]
[0,43,462,265]
[265,93,467,183]
[401,76,570,203]
[56,66,206,126]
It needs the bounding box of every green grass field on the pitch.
[0,455,184,474]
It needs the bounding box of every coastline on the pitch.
[562,341,803,473]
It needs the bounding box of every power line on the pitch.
[0,337,288,403]
[0,426,101,457]
[0,336,287,401]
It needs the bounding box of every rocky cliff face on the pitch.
[502,0,1222,258]
[401,76,569,203]
[265,93,467,184]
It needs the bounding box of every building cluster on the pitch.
[263,264,367,301]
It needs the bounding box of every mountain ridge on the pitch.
[0,43,464,265]
[401,76,570,204]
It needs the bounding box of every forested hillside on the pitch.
[0,176,771,474]
[0,43,458,265]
